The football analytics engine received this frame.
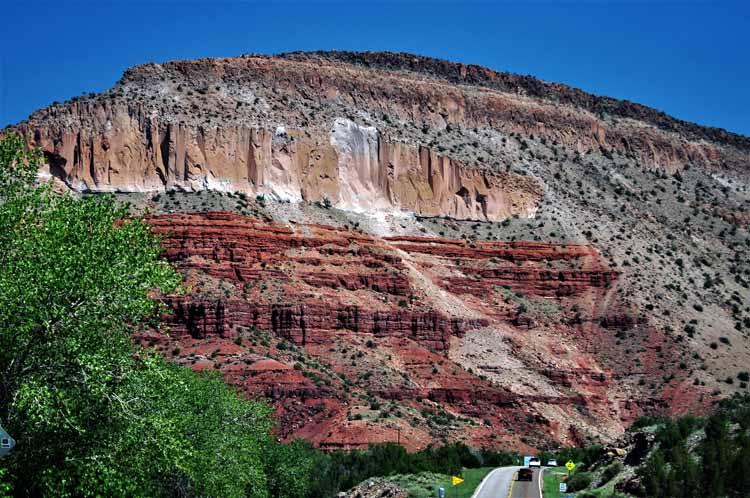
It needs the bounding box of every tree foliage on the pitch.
[0,468,11,498]
[0,133,529,497]
[304,442,518,498]
[635,394,750,498]
[0,133,311,497]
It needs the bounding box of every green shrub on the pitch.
[567,471,593,491]
[601,461,623,483]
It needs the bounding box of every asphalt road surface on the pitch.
[471,466,543,498]
[510,468,542,498]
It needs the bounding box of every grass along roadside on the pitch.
[542,467,569,498]
[384,467,494,498]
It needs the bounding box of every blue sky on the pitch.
[2,1,748,136]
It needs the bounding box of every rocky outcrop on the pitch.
[14,51,749,223]
[163,296,486,352]
[21,110,541,221]
[280,51,750,153]
[441,266,618,298]
[10,49,730,451]
[138,211,658,450]
[152,212,497,350]
[385,236,604,262]
[342,478,409,498]
[151,211,617,334]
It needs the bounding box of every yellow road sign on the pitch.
[565,460,576,471]
[451,476,464,486]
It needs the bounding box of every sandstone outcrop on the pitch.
[21,108,541,221]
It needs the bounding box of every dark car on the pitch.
[517,468,533,481]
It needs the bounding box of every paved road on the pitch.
[510,468,542,498]
[471,466,543,498]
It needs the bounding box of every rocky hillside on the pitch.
[8,51,750,451]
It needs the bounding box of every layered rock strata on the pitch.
[14,51,750,222]
[135,211,694,450]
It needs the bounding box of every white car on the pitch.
[529,457,541,468]
[547,459,558,467]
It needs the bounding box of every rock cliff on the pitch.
[9,50,750,451]
[14,51,750,219]
[135,211,697,450]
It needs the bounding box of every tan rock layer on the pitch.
[279,51,750,153]
[16,52,745,223]
[22,108,541,221]
[111,53,745,171]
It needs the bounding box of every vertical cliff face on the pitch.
[135,211,715,451]
[25,107,541,221]
[142,212,645,450]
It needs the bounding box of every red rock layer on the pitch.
[163,296,486,352]
[150,212,491,351]
[136,211,705,451]
[137,211,663,450]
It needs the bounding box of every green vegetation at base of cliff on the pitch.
[541,467,568,498]
[307,442,522,498]
[555,394,750,498]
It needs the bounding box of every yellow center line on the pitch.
[507,472,516,498]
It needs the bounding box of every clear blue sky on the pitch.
[2,1,749,136]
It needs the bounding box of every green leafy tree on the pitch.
[566,470,592,492]
[267,440,316,498]
[637,449,669,497]
[732,422,750,497]
[670,442,701,498]
[0,133,289,497]
[701,416,730,498]
[0,132,172,495]
[305,449,338,498]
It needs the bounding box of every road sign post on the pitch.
[0,424,15,458]
[565,460,576,476]
[451,475,463,498]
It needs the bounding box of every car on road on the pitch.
[528,457,541,468]
[517,468,533,481]
[547,459,558,466]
